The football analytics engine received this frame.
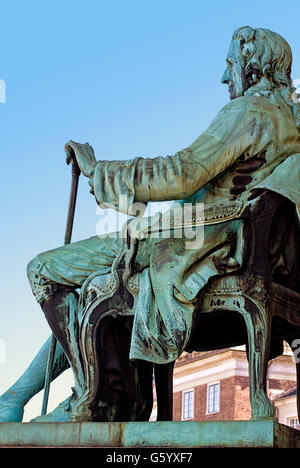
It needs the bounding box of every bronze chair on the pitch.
[183,189,300,420]
[72,189,300,423]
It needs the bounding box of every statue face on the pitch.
[221,39,249,100]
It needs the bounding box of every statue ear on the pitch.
[245,62,261,86]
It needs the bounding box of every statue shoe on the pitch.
[30,391,76,423]
[0,392,24,422]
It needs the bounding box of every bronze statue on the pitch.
[0,26,299,423]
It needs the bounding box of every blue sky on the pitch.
[1,0,300,420]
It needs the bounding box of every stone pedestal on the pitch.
[0,420,299,448]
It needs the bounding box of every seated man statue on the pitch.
[0,25,299,422]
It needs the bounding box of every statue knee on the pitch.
[27,255,43,287]
[26,254,59,305]
[27,255,41,282]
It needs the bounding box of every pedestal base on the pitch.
[0,420,299,448]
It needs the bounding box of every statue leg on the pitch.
[0,336,68,422]
[25,233,123,402]
[94,316,154,422]
[42,288,85,395]
[24,234,132,420]
[27,256,85,397]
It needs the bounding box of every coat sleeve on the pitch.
[90,98,268,215]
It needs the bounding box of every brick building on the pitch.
[272,386,299,429]
[151,345,299,428]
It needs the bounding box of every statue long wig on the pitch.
[232,26,300,129]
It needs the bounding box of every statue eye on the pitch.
[226,59,233,67]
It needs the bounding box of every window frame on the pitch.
[206,381,220,415]
[181,388,194,420]
[287,416,299,428]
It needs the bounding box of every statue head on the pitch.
[221,26,300,128]
[221,28,250,100]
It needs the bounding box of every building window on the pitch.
[207,382,220,414]
[182,389,194,420]
[288,417,299,429]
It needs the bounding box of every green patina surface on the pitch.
[0,420,299,448]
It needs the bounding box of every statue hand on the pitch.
[64,140,96,178]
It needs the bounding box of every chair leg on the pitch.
[154,361,175,421]
[285,336,300,424]
[241,299,275,419]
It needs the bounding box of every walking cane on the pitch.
[41,155,80,415]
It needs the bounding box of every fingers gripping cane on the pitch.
[41,155,80,415]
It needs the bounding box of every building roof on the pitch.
[272,385,297,401]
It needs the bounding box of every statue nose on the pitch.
[221,68,229,84]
